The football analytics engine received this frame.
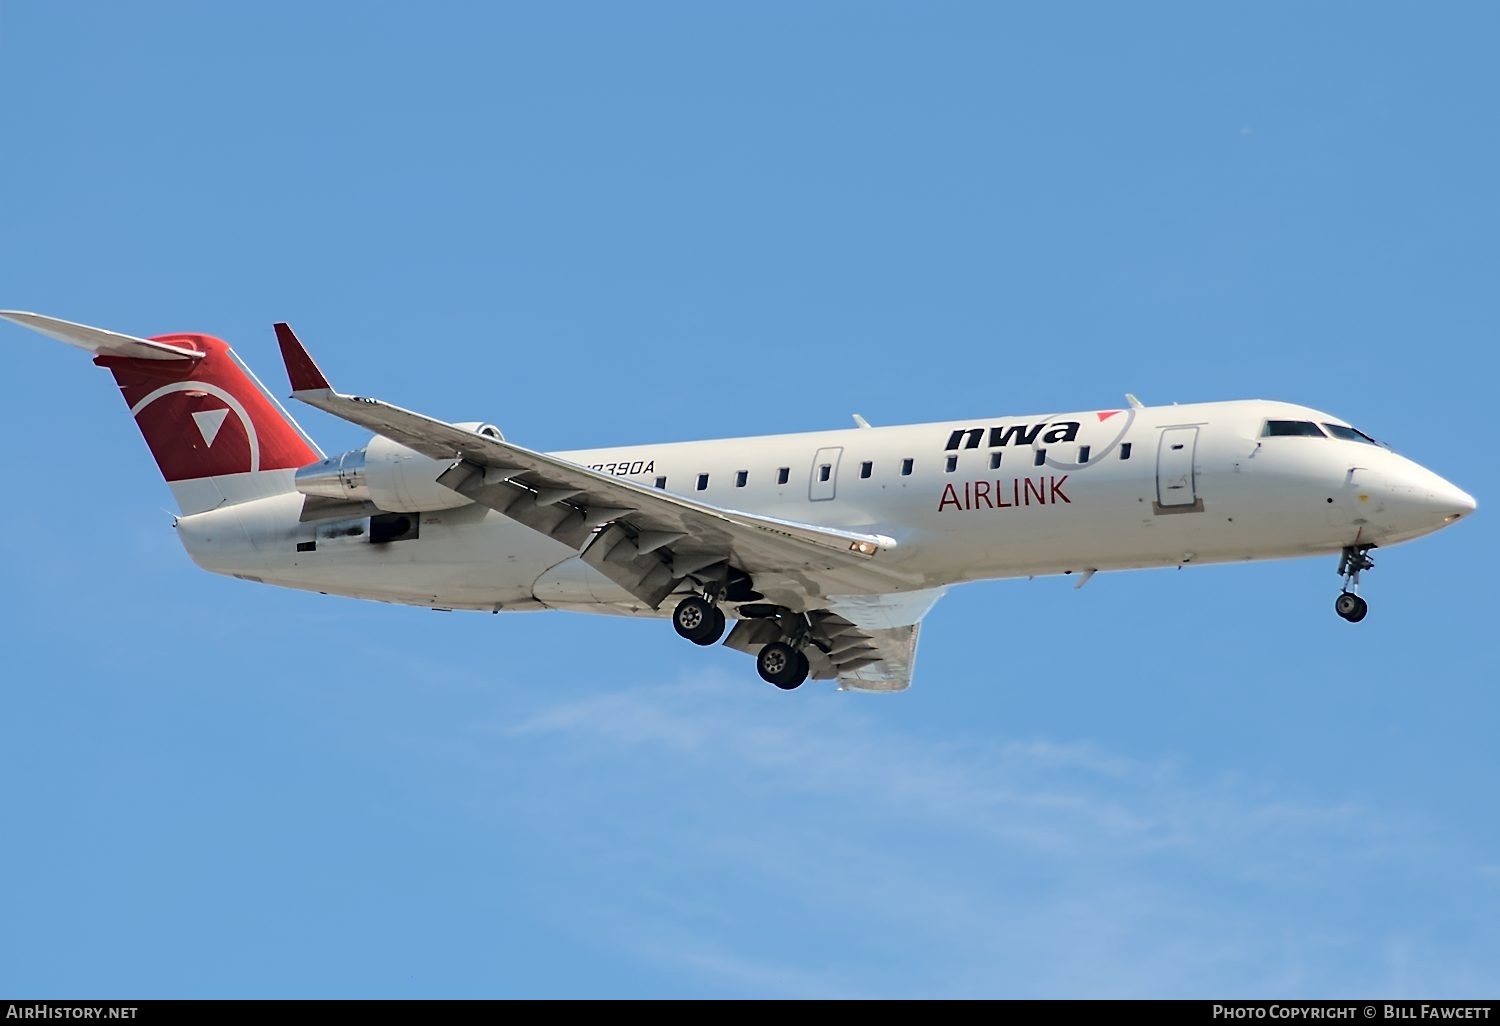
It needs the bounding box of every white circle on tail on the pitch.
[129,380,261,472]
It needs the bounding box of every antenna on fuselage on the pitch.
[1125,394,1144,409]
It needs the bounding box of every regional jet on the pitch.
[1,311,1476,691]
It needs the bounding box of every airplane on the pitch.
[0,310,1478,692]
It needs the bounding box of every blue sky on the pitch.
[1,2,1495,998]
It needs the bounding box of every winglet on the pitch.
[1125,393,1144,409]
[275,322,331,392]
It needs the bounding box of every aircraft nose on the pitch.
[1442,481,1478,521]
[1391,466,1476,528]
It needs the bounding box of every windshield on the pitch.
[1262,420,1326,438]
[1322,423,1384,446]
[1260,419,1387,447]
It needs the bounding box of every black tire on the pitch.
[757,642,809,690]
[1335,592,1368,623]
[788,650,811,689]
[673,596,725,645]
[697,605,727,646]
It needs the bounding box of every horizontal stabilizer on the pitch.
[0,310,203,361]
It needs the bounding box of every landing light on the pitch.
[1445,513,1464,523]
[851,541,878,555]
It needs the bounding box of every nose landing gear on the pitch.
[1334,545,1375,623]
[1334,591,1368,622]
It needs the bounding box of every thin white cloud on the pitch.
[450,674,1497,997]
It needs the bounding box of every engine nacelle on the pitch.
[294,422,504,513]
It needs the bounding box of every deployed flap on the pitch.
[724,587,945,693]
[0,311,203,361]
[275,324,918,608]
[817,586,944,691]
[822,587,947,630]
[823,623,923,693]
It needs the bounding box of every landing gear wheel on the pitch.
[757,642,810,690]
[704,605,726,644]
[1334,545,1375,624]
[673,595,726,646]
[1334,592,1368,623]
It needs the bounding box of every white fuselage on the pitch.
[172,399,1476,616]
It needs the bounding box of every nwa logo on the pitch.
[944,420,1081,451]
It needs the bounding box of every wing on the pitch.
[725,587,945,692]
[274,324,921,611]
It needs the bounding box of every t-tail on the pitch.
[1,311,322,515]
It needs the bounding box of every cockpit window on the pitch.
[1322,423,1382,446]
[1262,420,1327,438]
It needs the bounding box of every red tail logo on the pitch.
[96,333,319,482]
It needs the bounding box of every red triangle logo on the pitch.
[1097,410,1122,421]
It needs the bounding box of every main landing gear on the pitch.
[672,594,726,646]
[756,641,810,691]
[1334,544,1375,623]
[672,594,813,690]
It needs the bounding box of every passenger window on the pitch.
[655,476,667,489]
[901,458,914,476]
[1034,449,1046,466]
[859,461,872,479]
[818,464,831,482]
[989,451,1002,470]
[1262,420,1327,438]
[1323,423,1381,446]
[1120,442,1132,460]
[696,473,709,490]
[777,467,790,485]
[945,455,958,473]
[1078,445,1091,464]
[735,470,748,487]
